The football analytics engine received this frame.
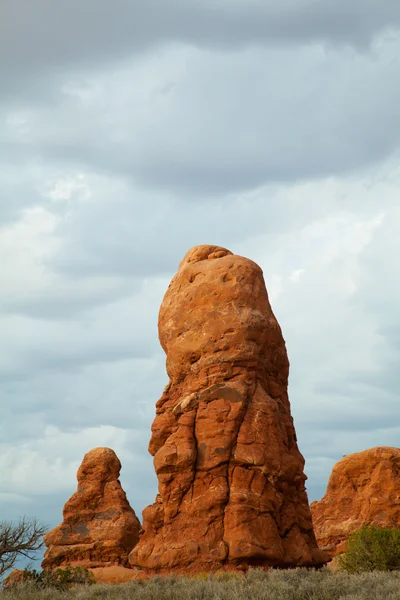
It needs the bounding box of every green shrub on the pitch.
[18,565,94,589]
[338,525,400,573]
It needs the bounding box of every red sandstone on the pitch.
[130,245,326,574]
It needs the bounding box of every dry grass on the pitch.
[2,567,400,600]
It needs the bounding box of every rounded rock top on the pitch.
[77,447,121,481]
[179,245,233,268]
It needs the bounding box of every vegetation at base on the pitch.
[1,568,400,600]
[338,525,400,574]
[12,566,95,590]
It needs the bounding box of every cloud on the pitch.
[0,354,165,437]
[349,205,400,399]
[1,0,400,95]
[0,164,46,226]
[2,35,400,199]
[0,205,144,321]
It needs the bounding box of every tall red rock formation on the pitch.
[129,244,326,574]
[42,447,140,569]
[311,446,400,557]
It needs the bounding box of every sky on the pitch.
[1,0,400,567]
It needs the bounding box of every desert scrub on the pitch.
[2,568,400,600]
[23,566,94,589]
[338,525,400,574]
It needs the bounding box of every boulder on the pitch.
[3,569,26,588]
[42,447,140,569]
[311,446,400,557]
[129,244,326,574]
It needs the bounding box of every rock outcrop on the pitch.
[42,447,140,569]
[89,566,145,584]
[3,569,25,588]
[129,244,326,574]
[311,446,400,557]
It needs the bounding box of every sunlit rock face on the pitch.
[42,447,140,569]
[130,245,326,574]
[311,446,400,557]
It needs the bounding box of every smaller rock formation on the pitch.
[3,569,25,588]
[311,446,400,557]
[42,447,140,569]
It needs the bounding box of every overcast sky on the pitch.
[1,0,400,566]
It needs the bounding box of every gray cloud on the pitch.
[49,191,331,280]
[3,38,400,197]
[1,0,400,93]
[348,206,400,401]
[0,168,44,226]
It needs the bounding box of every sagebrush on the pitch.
[2,568,400,600]
[11,566,95,590]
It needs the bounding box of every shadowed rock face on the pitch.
[42,447,140,569]
[129,245,326,574]
[311,446,400,557]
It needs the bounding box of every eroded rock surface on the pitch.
[311,446,400,557]
[129,244,326,574]
[42,447,140,569]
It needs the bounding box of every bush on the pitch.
[338,525,400,573]
[17,565,94,590]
